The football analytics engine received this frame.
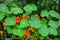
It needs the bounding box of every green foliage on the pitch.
[18,19,28,28]
[4,26,10,30]
[0,4,8,12]
[40,10,49,17]
[11,7,23,15]
[7,27,12,34]
[4,26,12,34]
[49,27,58,36]
[24,4,37,14]
[0,12,5,21]
[49,10,60,19]
[29,15,41,29]
[12,28,25,37]
[0,0,60,40]
[40,20,47,26]
[4,0,14,3]
[48,20,58,28]
[58,20,60,26]
[5,38,11,40]
[38,25,49,36]
[39,36,45,40]
[40,10,60,19]
[5,17,16,25]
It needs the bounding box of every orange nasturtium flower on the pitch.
[42,18,45,20]
[23,15,29,19]
[28,28,35,32]
[2,21,6,26]
[24,30,30,37]
[37,15,40,19]
[0,31,4,36]
[35,14,40,19]
[23,14,29,19]
[16,16,21,23]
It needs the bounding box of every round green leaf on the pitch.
[24,4,32,14]
[38,25,49,36]
[48,20,58,28]
[49,27,57,36]
[11,7,23,14]
[49,10,60,19]
[29,15,41,29]
[40,10,49,17]
[5,17,16,25]
[24,4,37,14]
[31,4,37,10]
[12,28,25,37]
[0,4,8,12]
[19,19,28,28]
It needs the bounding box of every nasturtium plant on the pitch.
[11,7,23,14]
[29,15,41,29]
[49,10,60,19]
[24,4,37,14]
[0,4,8,12]
[48,20,58,28]
[0,0,60,40]
[0,12,5,21]
[49,27,58,36]
[18,19,28,28]
[38,25,49,36]
[40,10,49,17]
[5,17,16,25]
[12,28,25,37]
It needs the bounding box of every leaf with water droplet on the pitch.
[5,17,16,25]
[12,28,25,37]
[24,4,37,14]
[38,25,49,36]
[0,4,8,12]
[29,15,41,29]
[48,20,58,28]
[49,27,57,36]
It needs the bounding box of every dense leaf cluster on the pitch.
[0,0,60,40]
